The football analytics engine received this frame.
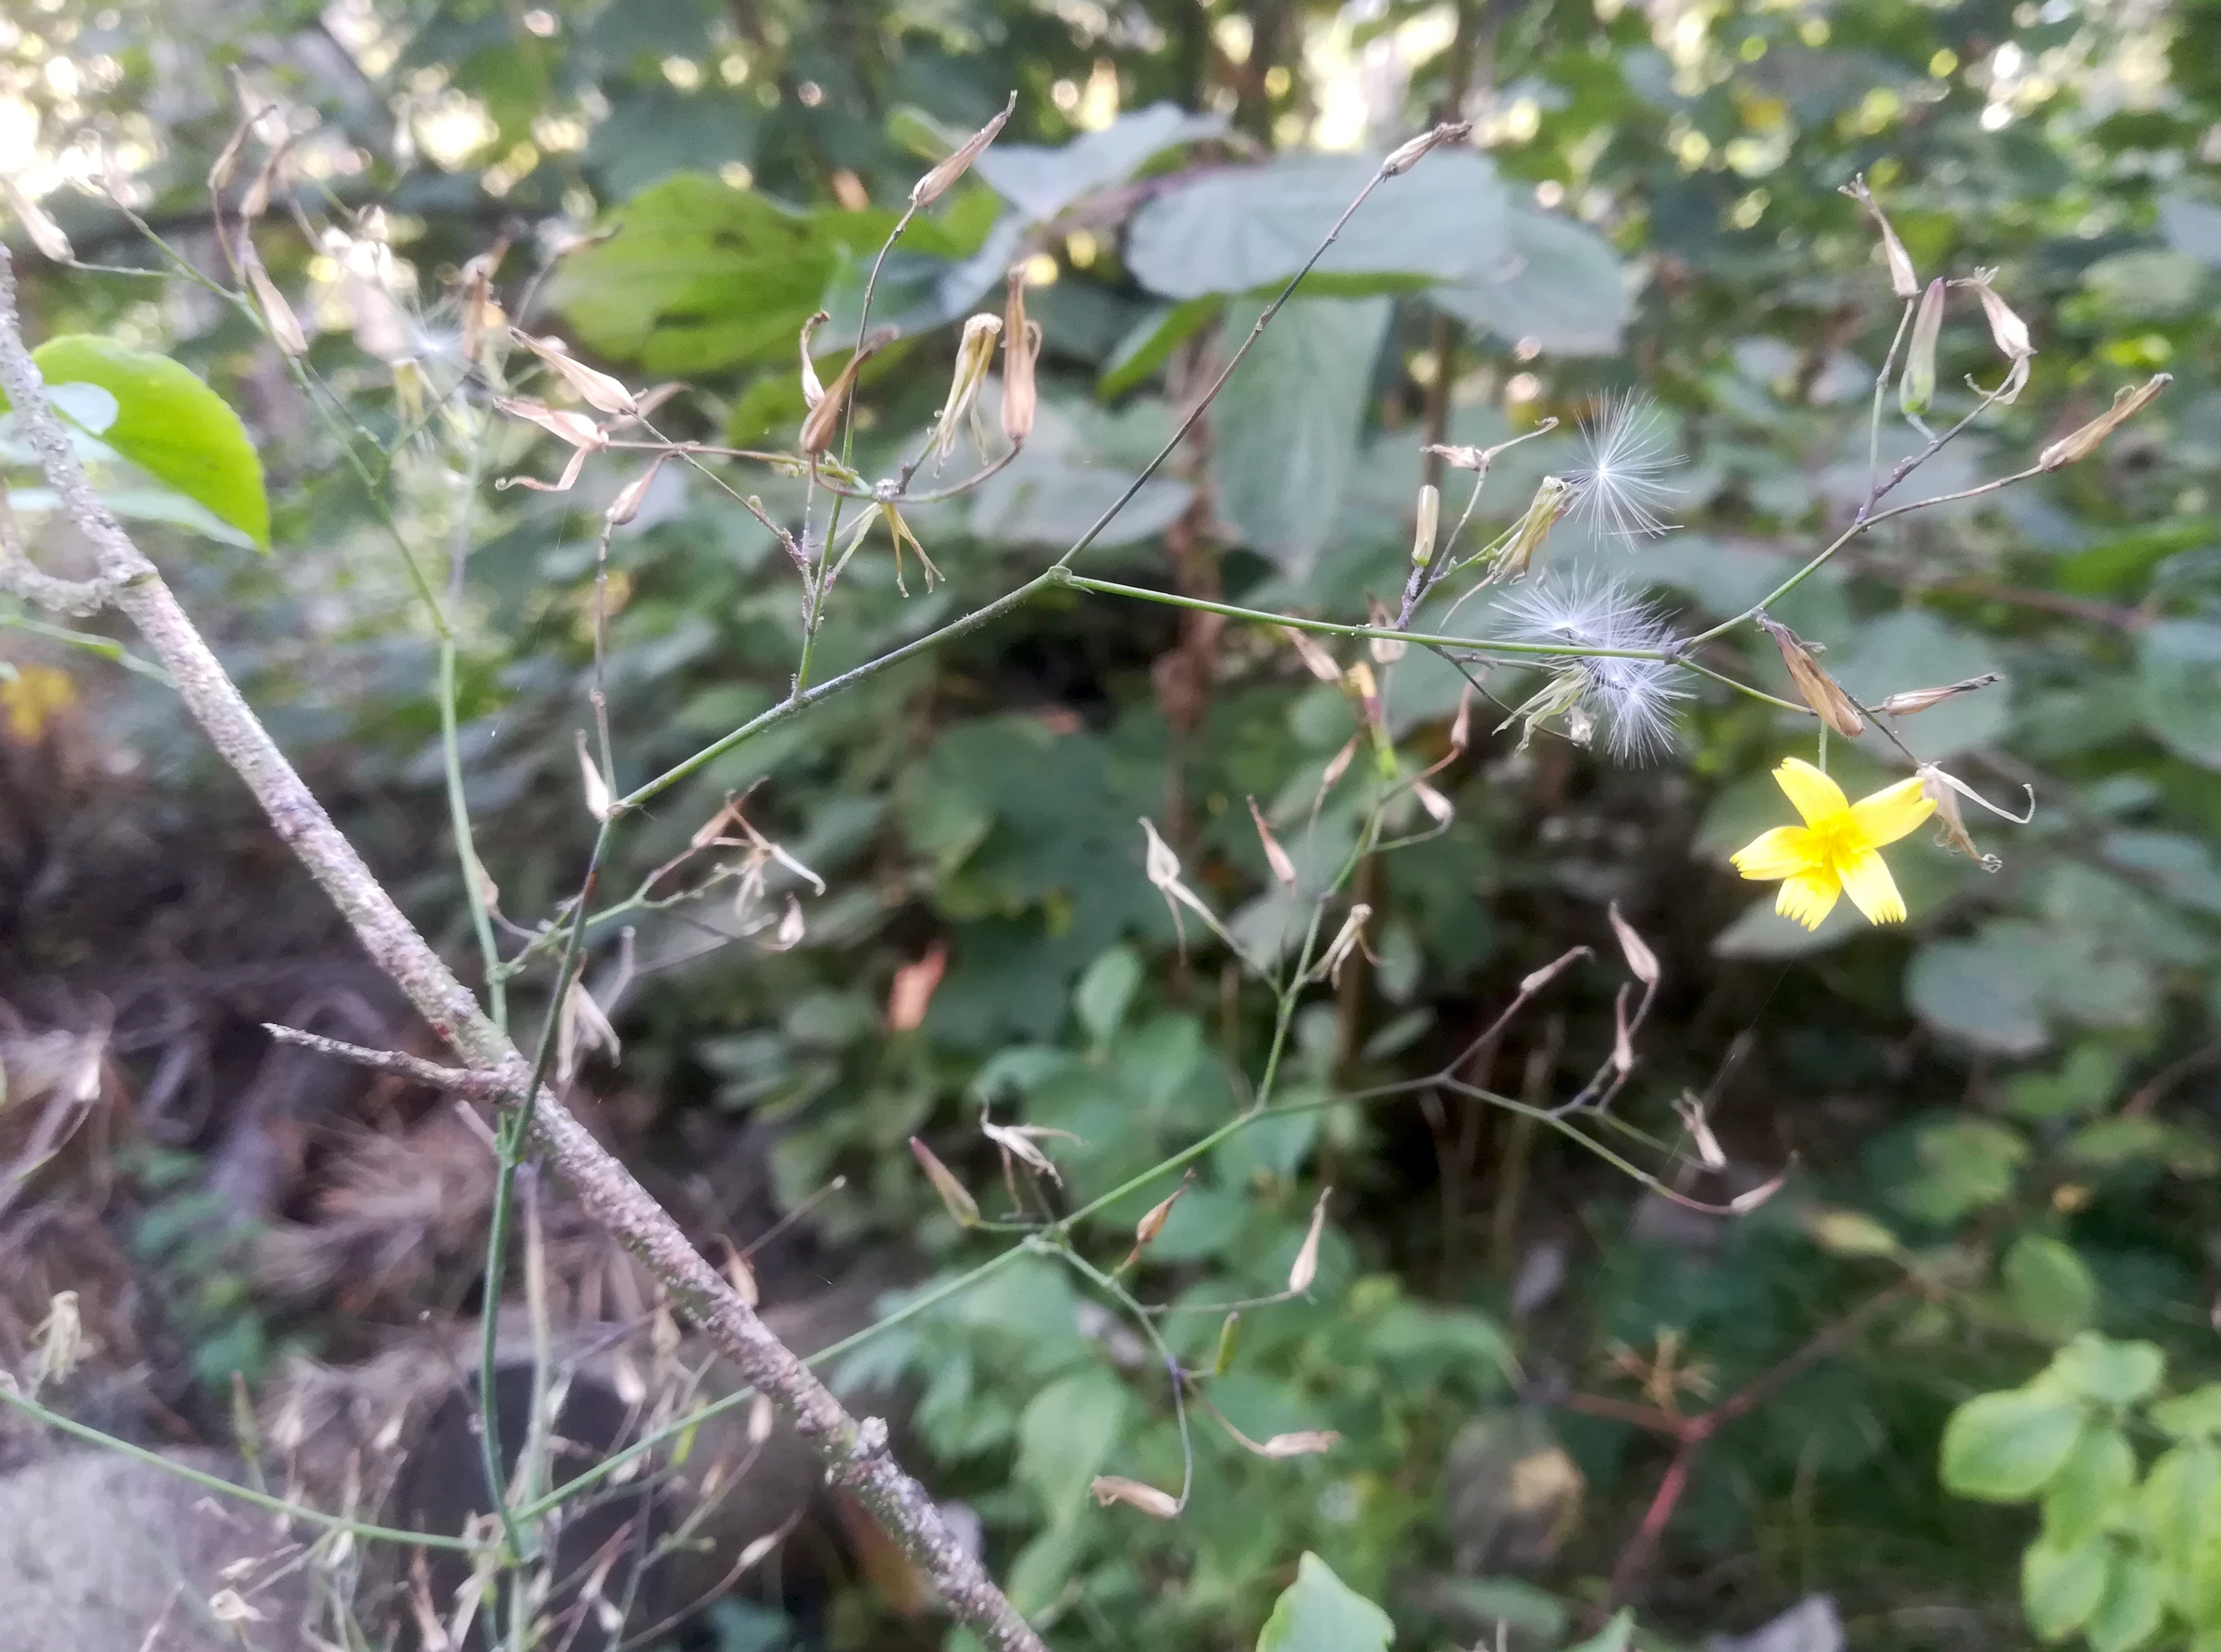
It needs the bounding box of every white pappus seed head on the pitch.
[1561,393,1682,542]
[1495,574,1689,761]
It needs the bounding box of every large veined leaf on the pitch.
[1208,295,1392,576]
[1428,204,1630,356]
[2138,619,2221,768]
[1255,1554,1395,1652]
[975,103,1228,223]
[6,335,269,551]
[1125,151,1510,301]
[548,175,897,373]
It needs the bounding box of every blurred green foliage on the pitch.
[7,0,2221,1645]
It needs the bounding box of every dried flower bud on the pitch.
[912,91,1016,208]
[457,239,508,369]
[1282,626,1342,684]
[925,312,1004,467]
[1841,175,1919,300]
[1449,682,1475,754]
[1916,763,2033,872]
[1130,1171,1192,1261]
[605,455,672,527]
[1319,736,1359,792]
[1000,267,1041,445]
[1258,1430,1342,1458]
[1485,475,1570,584]
[33,1290,81,1388]
[1090,1476,1181,1519]
[511,328,637,418]
[2039,374,2170,471]
[1672,1090,1726,1170]
[1381,120,1471,176]
[575,730,612,819]
[1410,778,1455,826]
[1247,795,1297,886]
[798,335,890,456]
[1316,901,1374,986]
[208,1590,265,1625]
[720,1241,760,1307]
[772,894,806,950]
[798,309,829,410]
[1754,613,1866,738]
[1607,902,1660,987]
[1,177,73,264]
[909,1136,981,1227]
[1875,673,2000,716]
[1411,481,1440,569]
[1898,278,1946,418]
[1286,1189,1330,1295]
[1729,1164,1791,1214]
[556,976,619,1085]
[1367,595,1406,665]
[1951,269,2033,402]
[238,240,308,357]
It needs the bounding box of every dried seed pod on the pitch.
[1411,482,1440,569]
[1000,267,1041,445]
[1840,175,1919,299]
[2039,374,2170,471]
[1754,613,1866,738]
[1090,1476,1180,1518]
[239,240,308,357]
[911,91,1016,208]
[797,335,891,456]
[1286,1189,1331,1295]
[1875,674,2000,716]
[908,1136,980,1227]
[1382,120,1471,176]
[797,309,829,409]
[511,328,637,418]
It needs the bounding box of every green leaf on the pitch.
[1099,296,1223,400]
[1016,1367,1127,1522]
[1906,936,2051,1056]
[1073,944,1142,1046]
[1895,1117,2031,1224]
[1428,204,1629,357]
[2006,1235,2100,1342]
[2024,1535,2111,1642]
[2138,619,2221,771]
[2042,1421,2136,1549]
[1834,609,2010,763]
[549,175,872,373]
[2086,1551,2165,1652]
[975,103,1228,223]
[2054,1335,2167,1407]
[1208,295,1392,578]
[1126,150,1509,300]
[16,335,268,550]
[1940,1388,2087,1502]
[1255,1554,1395,1652]
[2140,1441,2218,1590]
[1562,1608,1636,1652]
[2154,1387,2221,1443]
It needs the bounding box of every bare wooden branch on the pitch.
[262,1023,514,1099]
[0,245,1045,1652]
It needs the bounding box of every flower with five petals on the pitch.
[1731,758,1935,930]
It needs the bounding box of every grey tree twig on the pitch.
[0,244,1046,1652]
[263,1022,513,1101]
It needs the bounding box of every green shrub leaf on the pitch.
[1256,1554,1395,1652]
[1941,1388,2087,1501]
[2024,1535,2110,1642]
[2006,1235,2099,1342]
[16,335,269,551]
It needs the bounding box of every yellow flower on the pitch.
[1731,758,1935,930]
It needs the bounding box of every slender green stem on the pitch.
[1059,573,1671,661]
[1050,1242,1196,1508]
[0,606,171,683]
[0,1385,477,1551]
[438,421,506,1031]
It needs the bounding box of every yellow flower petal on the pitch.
[1850,776,1935,848]
[1732,825,1817,882]
[1773,758,1850,828]
[1837,847,1908,923]
[1775,869,1841,930]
